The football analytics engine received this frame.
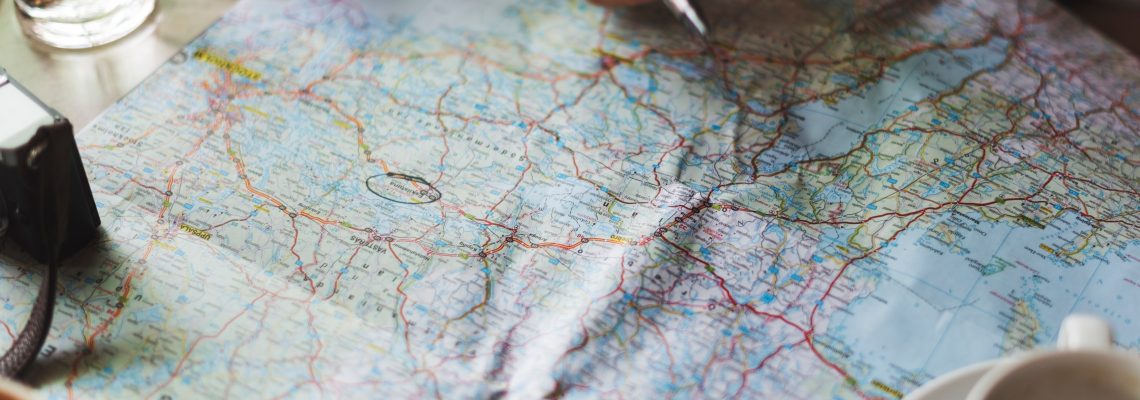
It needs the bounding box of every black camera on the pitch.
[0,68,101,377]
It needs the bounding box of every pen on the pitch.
[662,0,710,42]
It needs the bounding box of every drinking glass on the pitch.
[14,0,156,49]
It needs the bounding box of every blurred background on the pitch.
[1061,0,1140,54]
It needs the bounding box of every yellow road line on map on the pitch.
[242,106,269,118]
[193,49,263,81]
[1056,229,1095,257]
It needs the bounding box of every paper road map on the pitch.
[2,0,1139,398]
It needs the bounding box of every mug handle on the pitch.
[1057,314,1113,351]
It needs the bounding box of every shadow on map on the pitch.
[0,228,127,387]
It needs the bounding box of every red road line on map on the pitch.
[0,321,13,341]
[223,296,276,398]
[734,338,808,399]
[325,245,367,300]
[303,304,326,394]
[80,127,159,151]
[388,242,415,355]
[220,123,360,232]
[658,235,738,306]
[66,241,153,399]
[146,292,268,398]
[156,171,179,220]
[429,85,455,186]
[636,312,679,386]
[557,255,629,365]
[442,15,1059,394]
[288,216,317,294]
[89,3,1137,396]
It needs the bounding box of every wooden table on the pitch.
[0,0,236,129]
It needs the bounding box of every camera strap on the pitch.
[0,127,72,379]
[0,262,56,378]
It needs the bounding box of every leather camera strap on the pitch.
[0,261,56,378]
[0,129,69,379]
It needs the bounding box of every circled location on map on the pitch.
[366,172,442,205]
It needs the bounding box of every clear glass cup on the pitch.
[15,0,156,49]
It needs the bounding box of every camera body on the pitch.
[0,67,101,378]
[0,69,101,263]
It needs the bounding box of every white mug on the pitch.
[0,376,36,400]
[966,314,1140,400]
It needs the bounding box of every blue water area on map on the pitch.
[754,38,1009,169]
[829,208,1140,389]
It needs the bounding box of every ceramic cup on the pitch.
[0,376,36,400]
[966,314,1140,400]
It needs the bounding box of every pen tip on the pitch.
[664,0,711,42]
